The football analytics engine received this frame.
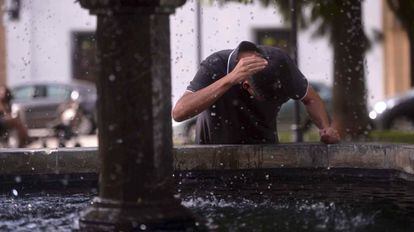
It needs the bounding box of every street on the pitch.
[27,135,98,148]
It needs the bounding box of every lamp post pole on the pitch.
[290,0,303,142]
[196,0,203,66]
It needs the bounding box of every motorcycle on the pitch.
[0,128,19,148]
[0,101,30,148]
[52,100,94,147]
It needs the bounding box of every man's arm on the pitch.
[172,78,233,122]
[301,86,340,144]
[172,56,268,122]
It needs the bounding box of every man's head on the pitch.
[237,50,266,100]
[235,42,280,101]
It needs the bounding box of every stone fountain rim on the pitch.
[0,142,413,183]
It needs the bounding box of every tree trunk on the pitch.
[331,0,370,140]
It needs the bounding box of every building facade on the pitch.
[0,0,6,85]
[2,0,390,106]
[382,0,411,97]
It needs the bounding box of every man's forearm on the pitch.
[301,86,340,144]
[173,55,268,122]
[304,99,330,129]
[303,95,330,129]
[172,75,234,122]
[301,87,330,129]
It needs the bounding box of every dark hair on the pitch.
[249,62,284,101]
[236,41,283,100]
[238,41,260,54]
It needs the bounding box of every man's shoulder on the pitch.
[203,49,232,63]
[200,49,232,71]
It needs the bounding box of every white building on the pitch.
[3,0,383,106]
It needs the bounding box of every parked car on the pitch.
[10,81,97,138]
[369,89,414,131]
[173,82,332,144]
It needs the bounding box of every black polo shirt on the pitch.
[186,43,308,144]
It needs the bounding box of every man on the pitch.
[0,86,29,147]
[172,41,339,144]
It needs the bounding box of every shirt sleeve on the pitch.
[282,53,309,100]
[186,54,225,92]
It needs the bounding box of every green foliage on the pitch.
[369,130,414,144]
[279,130,414,144]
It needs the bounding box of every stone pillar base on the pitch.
[79,197,201,231]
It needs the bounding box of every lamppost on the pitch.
[77,1,199,230]
[290,0,303,142]
[196,0,203,66]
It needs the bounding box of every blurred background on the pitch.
[0,0,413,147]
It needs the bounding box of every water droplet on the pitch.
[108,124,116,131]
[12,189,18,197]
[15,176,22,183]
[109,74,116,82]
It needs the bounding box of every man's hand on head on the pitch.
[319,127,340,144]
[227,56,268,85]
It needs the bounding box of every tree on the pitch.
[387,0,414,87]
[221,0,371,140]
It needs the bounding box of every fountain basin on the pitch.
[1,143,414,231]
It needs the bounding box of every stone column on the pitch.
[78,1,198,231]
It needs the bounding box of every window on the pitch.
[71,31,97,83]
[255,28,291,54]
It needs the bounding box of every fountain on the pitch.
[0,0,414,231]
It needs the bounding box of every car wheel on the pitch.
[389,116,414,131]
[7,130,19,148]
[76,114,94,135]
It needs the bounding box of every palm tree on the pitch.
[221,0,371,140]
[386,0,414,87]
